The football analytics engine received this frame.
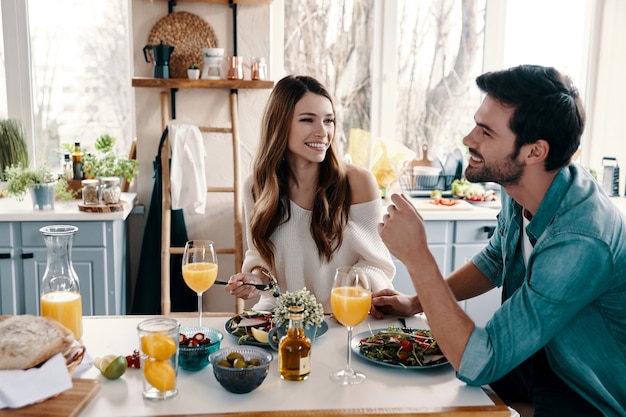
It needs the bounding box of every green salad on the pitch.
[358,327,446,367]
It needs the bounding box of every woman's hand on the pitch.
[370,288,422,318]
[224,272,263,299]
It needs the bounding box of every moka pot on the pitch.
[143,40,175,79]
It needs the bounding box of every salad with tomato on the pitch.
[451,179,497,202]
[358,327,446,367]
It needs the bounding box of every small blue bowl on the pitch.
[179,327,223,371]
[209,346,272,394]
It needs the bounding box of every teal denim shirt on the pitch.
[457,164,626,416]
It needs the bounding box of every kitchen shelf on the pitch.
[132,77,274,89]
[153,0,272,4]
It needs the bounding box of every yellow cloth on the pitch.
[347,128,416,190]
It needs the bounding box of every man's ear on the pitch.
[525,139,549,165]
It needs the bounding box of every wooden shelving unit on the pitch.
[133,0,274,315]
[132,77,274,89]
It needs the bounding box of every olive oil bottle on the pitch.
[279,305,312,381]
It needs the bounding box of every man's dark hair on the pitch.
[476,65,586,171]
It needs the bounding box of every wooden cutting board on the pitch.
[0,379,100,417]
[78,202,125,213]
[410,198,474,211]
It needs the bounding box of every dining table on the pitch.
[72,313,511,417]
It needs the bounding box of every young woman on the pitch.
[225,75,395,311]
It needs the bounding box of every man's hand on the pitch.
[370,288,422,319]
[378,193,430,266]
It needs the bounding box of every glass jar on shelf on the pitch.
[100,177,121,204]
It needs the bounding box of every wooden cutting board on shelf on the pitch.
[406,143,435,169]
[0,379,100,417]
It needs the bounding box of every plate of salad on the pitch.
[351,327,449,369]
[225,310,329,347]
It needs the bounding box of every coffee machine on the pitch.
[601,157,619,197]
[143,41,174,78]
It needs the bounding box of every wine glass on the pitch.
[329,266,371,385]
[182,240,218,327]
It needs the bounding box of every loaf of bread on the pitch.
[0,315,75,370]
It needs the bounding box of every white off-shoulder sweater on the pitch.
[241,179,396,312]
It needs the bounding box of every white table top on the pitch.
[77,314,510,417]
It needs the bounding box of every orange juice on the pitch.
[182,262,218,293]
[330,287,371,327]
[41,291,83,340]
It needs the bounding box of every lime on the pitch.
[95,354,127,380]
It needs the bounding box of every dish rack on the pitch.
[399,171,457,197]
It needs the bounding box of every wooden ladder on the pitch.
[158,91,244,315]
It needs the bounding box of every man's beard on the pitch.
[465,150,525,187]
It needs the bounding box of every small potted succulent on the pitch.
[187,64,200,80]
[272,287,324,331]
[4,164,73,210]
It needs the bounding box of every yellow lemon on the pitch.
[95,354,127,380]
[250,327,269,343]
[143,359,176,392]
[141,333,177,360]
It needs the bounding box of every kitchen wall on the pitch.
[585,0,626,189]
[130,1,273,312]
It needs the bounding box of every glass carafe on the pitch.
[39,225,83,340]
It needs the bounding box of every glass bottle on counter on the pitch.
[39,225,83,340]
[279,305,312,381]
[63,153,73,181]
[71,142,83,180]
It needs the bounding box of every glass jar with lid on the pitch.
[81,179,100,205]
[100,177,121,204]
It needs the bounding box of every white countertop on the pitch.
[394,195,626,222]
[76,314,510,417]
[0,193,136,222]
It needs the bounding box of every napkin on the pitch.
[0,353,73,409]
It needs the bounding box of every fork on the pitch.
[214,280,272,291]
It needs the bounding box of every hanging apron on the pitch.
[131,127,196,314]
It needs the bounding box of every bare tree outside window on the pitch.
[284,0,485,161]
[28,0,132,167]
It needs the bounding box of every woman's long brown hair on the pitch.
[250,75,351,270]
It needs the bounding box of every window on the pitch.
[282,0,595,172]
[1,0,133,170]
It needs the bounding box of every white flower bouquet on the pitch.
[272,288,324,329]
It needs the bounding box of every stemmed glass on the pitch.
[330,266,371,385]
[182,240,218,327]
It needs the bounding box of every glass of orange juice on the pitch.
[182,240,218,327]
[137,317,180,400]
[330,266,371,385]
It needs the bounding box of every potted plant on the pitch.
[0,119,29,181]
[81,134,138,184]
[272,287,324,331]
[187,64,200,80]
[4,164,73,210]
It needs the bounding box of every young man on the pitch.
[374,65,626,417]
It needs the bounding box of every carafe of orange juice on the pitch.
[39,225,83,340]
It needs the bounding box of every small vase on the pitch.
[187,69,200,80]
[28,183,56,210]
